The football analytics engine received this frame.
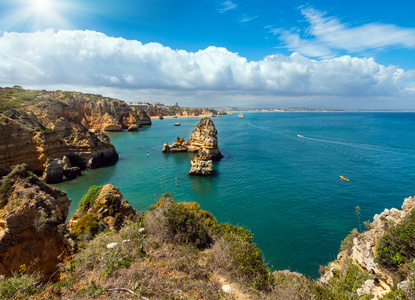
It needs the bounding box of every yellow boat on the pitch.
[340,176,349,181]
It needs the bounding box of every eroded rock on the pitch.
[0,165,75,280]
[320,196,415,299]
[162,117,223,176]
[68,184,139,236]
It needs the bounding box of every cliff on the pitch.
[0,165,75,281]
[32,91,151,131]
[320,196,415,299]
[162,117,223,176]
[0,87,152,183]
[2,171,415,298]
[0,115,118,183]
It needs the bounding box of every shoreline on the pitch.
[150,114,210,120]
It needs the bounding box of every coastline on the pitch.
[150,114,210,120]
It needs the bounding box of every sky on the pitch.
[0,0,414,109]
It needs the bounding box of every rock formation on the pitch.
[320,196,415,299]
[0,117,118,183]
[68,184,139,236]
[0,87,153,183]
[31,92,151,131]
[0,165,75,280]
[162,117,223,176]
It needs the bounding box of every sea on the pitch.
[53,112,415,277]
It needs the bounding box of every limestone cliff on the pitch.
[0,165,75,280]
[320,196,415,299]
[0,116,118,183]
[162,117,223,176]
[0,87,153,183]
[32,91,151,132]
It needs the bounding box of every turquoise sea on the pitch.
[53,112,415,277]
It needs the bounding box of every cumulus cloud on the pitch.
[273,8,415,57]
[0,29,414,108]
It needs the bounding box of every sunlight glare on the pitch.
[33,0,52,14]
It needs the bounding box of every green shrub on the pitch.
[72,213,101,238]
[149,193,175,210]
[315,260,373,299]
[227,236,273,291]
[162,203,211,249]
[78,186,103,212]
[376,210,415,272]
[0,273,43,299]
[212,223,253,243]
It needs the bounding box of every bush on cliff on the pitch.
[0,164,29,209]
[209,224,274,292]
[78,185,103,212]
[145,198,212,249]
[72,213,104,238]
[376,209,415,273]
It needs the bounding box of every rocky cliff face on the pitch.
[32,92,151,132]
[0,165,75,280]
[320,196,415,299]
[0,116,118,183]
[162,117,223,176]
[0,87,153,183]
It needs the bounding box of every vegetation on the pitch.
[376,209,415,273]
[313,260,374,299]
[5,179,415,299]
[72,213,102,238]
[340,228,360,255]
[0,164,29,209]
[78,185,103,212]
[0,270,43,299]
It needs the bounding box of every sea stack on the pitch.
[238,113,243,118]
[162,117,223,176]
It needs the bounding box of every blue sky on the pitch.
[0,0,414,109]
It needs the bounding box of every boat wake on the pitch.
[298,135,415,155]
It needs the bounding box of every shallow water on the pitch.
[53,112,415,277]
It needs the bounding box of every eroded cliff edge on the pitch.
[0,87,151,183]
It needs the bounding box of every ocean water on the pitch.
[53,112,415,277]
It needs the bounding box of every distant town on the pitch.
[126,101,344,113]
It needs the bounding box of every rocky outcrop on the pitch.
[162,117,223,176]
[188,152,213,176]
[0,88,154,182]
[68,184,139,235]
[0,117,118,183]
[0,165,75,280]
[320,196,415,299]
[32,92,151,131]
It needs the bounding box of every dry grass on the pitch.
[24,199,324,300]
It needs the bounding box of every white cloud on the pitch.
[239,14,259,23]
[0,30,414,109]
[274,8,415,58]
[217,1,237,14]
